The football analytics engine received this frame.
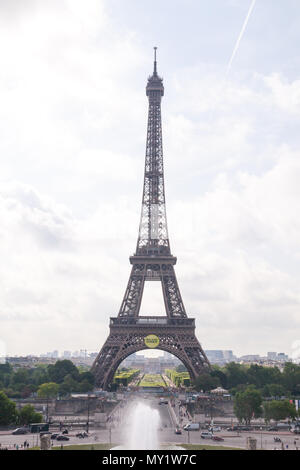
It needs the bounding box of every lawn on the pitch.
[178,444,243,451]
[51,443,115,450]
[138,374,166,388]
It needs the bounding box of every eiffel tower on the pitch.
[91,49,210,389]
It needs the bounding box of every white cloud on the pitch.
[0,0,299,358]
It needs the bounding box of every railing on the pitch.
[110,316,195,327]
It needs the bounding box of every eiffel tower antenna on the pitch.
[154,46,157,75]
[91,50,210,389]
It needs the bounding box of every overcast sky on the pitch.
[1,0,300,359]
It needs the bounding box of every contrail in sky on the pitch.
[226,0,257,76]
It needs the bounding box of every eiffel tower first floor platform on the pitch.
[91,316,211,390]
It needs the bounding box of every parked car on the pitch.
[267,426,279,432]
[51,433,59,440]
[12,428,27,435]
[212,436,224,441]
[56,435,70,441]
[174,427,182,435]
[183,423,200,431]
[201,431,213,439]
[209,426,221,432]
[62,429,69,434]
[76,432,89,438]
[226,426,239,431]
[159,399,168,405]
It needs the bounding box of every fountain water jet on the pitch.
[117,401,161,450]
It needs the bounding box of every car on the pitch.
[56,435,70,441]
[12,428,27,435]
[201,432,213,439]
[184,423,200,431]
[212,436,224,441]
[226,426,239,431]
[51,433,59,440]
[62,429,69,434]
[159,400,168,405]
[209,426,221,432]
[76,432,89,438]
[174,427,182,435]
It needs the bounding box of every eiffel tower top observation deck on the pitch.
[136,47,170,258]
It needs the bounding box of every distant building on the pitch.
[222,350,235,361]
[204,350,237,365]
[63,351,71,358]
[277,352,289,362]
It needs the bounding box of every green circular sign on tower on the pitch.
[144,334,160,349]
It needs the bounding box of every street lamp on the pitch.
[86,393,90,433]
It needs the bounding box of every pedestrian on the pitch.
[286,444,288,450]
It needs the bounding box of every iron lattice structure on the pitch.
[91,50,210,389]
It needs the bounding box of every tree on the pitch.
[11,368,29,385]
[246,364,281,389]
[194,373,220,392]
[261,383,286,398]
[37,382,59,399]
[0,363,13,388]
[0,391,18,425]
[47,360,79,384]
[31,366,50,387]
[281,363,300,395]
[18,404,43,425]
[233,386,263,424]
[224,363,248,389]
[37,382,59,423]
[77,379,94,393]
[79,371,95,387]
[211,367,228,389]
[59,374,79,396]
[263,400,297,423]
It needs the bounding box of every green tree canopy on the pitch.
[47,360,79,384]
[233,386,263,424]
[246,364,281,388]
[0,391,18,425]
[10,368,29,386]
[224,363,248,389]
[58,374,79,396]
[194,373,220,392]
[281,363,300,395]
[261,383,287,398]
[37,382,59,398]
[18,404,43,425]
[79,371,95,386]
[263,400,297,423]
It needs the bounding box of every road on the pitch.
[1,396,299,450]
[1,428,299,451]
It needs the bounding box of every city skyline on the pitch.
[1,1,300,359]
